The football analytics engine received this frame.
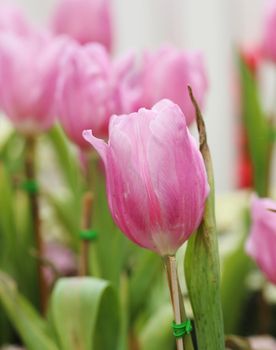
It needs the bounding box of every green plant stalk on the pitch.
[239,56,271,197]
[86,152,102,278]
[164,255,194,350]
[79,192,94,276]
[25,136,47,314]
[185,87,225,350]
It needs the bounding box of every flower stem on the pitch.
[79,192,93,276]
[164,255,194,350]
[25,136,47,314]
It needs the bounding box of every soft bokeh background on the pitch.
[8,0,275,192]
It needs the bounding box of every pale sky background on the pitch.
[10,0,276,192]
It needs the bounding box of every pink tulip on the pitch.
[43,242,77,288]
[261,0,276,62]
[249,336,276,350]
[0,2,33,36]
[140,46,208,125]
[51,0,112,51]
[56,42,124,149]
[246,196,276,284]
[83,99,209,255]
[113,50,143,113]
[0,33,68,135]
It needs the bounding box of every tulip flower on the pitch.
[56,42,124,149]
[261,0,276,62]
[51,0,112,51]
[240,46,261,77]
[83,99,209,256]
[0,2,33,36]
[43,242,77,287]
[246,196,276,284]
[0,33,68,135]
[140,46,208,125]
[113,50,143,113]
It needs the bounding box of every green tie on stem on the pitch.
[79,192,94,276]
[164,255,194,350]
[79,152,99,277]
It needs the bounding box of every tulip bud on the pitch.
[83,99,209,256]
[261,0,276,63]
[56,42,124,149]
[51,0,112,51]
[0,33,68,135]
[141,46,208,125]
[240,46,261,77]
[246,196,276,284]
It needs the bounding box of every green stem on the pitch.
[164,255,194,350]
[25,136,47,314]
[79,192,93,276]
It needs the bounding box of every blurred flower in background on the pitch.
[51,0,112,51]
[261,0,276,63]
[0,31,69,135]
[139,45,208,125]
[43,242,77,289]
[246,196,276,284]
[0,2,33,36]
[56,42,126,149]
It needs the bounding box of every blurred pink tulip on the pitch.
[83,99,209,255]
[0,33,68,135]
[43,242,77,288]
[0,2,33,36]
[140,46,208,125]
[249,336,276,350]
[56,42,124,149]
[113,50,143,113]
[262,0,276,62]
[51,0,112,51]
[246,196,276,284]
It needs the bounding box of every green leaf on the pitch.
[45,192,80,247]
[221,210,253,333]
[0,272,58,350]
[0,162,16,269]
[139,304,174,350]
[50,277,120,350]
[0,131,25,175]
[129,250,162,323]
[92,163,129,285]
[14,191,40,309]
[239,56,271,196]
[46,125,80,193]
[185,87,224,350]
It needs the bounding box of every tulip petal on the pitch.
[246,196,276,284]
[148,100,209,252]
[82,129,108,165]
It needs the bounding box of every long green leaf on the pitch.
[0,272,58,350]
[184,87,224,349]
[0,162,16,269]
[221,210,253,333]
[50,277,120,350]
[92,163,129,285]
[46,125,80,194]
[139,304,174,350]
[239,56,271,196]
[129,250,162,323]
[45,192,80,247]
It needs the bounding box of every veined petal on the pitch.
[82,129,108,165]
